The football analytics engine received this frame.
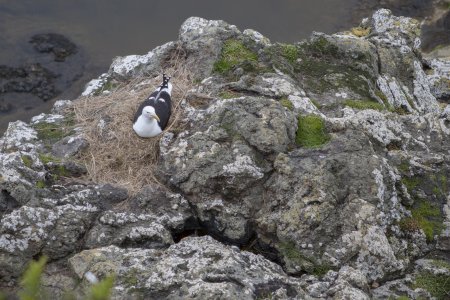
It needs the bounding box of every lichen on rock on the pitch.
[2,8,450,300]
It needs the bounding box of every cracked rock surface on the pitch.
[2,8,450,300]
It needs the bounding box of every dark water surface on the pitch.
[0,0,437,132]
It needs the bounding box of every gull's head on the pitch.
[142,106,160,122]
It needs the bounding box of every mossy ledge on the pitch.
[296,115,330,148]
[279,242,331,276]
[213,39,259,74]
[399,199,444,242]
[344,99,385,111]
[413,271,450,300]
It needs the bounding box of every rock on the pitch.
[51,135,88,158]
[69,236,308,299]
[29,33,77,62]
[109,42,177,80]
[2,8,450,300]
[0,184,127,282]
[51,100,73,114]
[0,64,57,101]
[179,17,240,78]
[425,57,450,101]
[437,194,450,251]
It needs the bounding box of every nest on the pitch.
[72,54,194,194]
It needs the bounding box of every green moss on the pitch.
[18,256,48,300]
[219,90,238,99]
[21,155,33,168]
[33,116,75,145]
[432,174,448,197]
[400,200,444,242]
[281,44,299,64]
[38,154,60,165]
[49,165,70,181]
[280,98,294,111]
[343,99,384,111]
[398,160,410,173]
[304,36,339,57]
[294,36,376,99]
[375,89,389,103]
[310,99,321,109]
[431,259,450,270]
[393,107,410,115]
[296,115,330,148]
[401,176,420,192]
[123,269,139,288]
[279,242,330,276]
[33,122,66,141]
[35,181,46,189]
[213,39,258,74]
[413,272,450,300]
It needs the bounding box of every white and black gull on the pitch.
[132,74,172,138]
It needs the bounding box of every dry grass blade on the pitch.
[72,52,194,194]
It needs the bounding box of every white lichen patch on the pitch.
[109,41,175,78]
[127,223,173,245]
[99,211,155,226]
[222,154,264,179]
[82,73,109,96]
[0,206,59,253]
[288,95,323,116]
[377,75,414,112]
[0,121,38,151]
[51,100,73,114]
[355,226,404,281]
[243,29,270,45]
[31,113,65,125]
[110,53,155,77]
[179,17,226,40]
[372,169,386,202]
[413,60,440,113]
[257,74,304,97]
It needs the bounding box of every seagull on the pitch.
[133,74,172,138]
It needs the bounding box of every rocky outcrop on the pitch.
[2,8,450,300]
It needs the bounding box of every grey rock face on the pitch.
[2,8,450,300]
[179,17,241,79]
[160,96,296,244]
[69,236,308,300]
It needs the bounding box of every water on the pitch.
[0,0,439,133]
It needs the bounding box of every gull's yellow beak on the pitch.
[152,113,160,122]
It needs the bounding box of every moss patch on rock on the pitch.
[290,36,377,99]
[343,99,384,111]
[401,176,420,192]
[296,115,330,148]
[400,199,443,242]
[218,90,239,99]
[280,44,299,64]
[213,39,259,74]
[413,271,450,300]
[38,153,60,165]
[35,180,46,189]
[279,241,330,276]
[21,155,33,168]
[33,117,75,149]
[280,98,294,111]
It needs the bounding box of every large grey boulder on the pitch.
[69,236,309,300]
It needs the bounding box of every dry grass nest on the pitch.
[72,61,195,194]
